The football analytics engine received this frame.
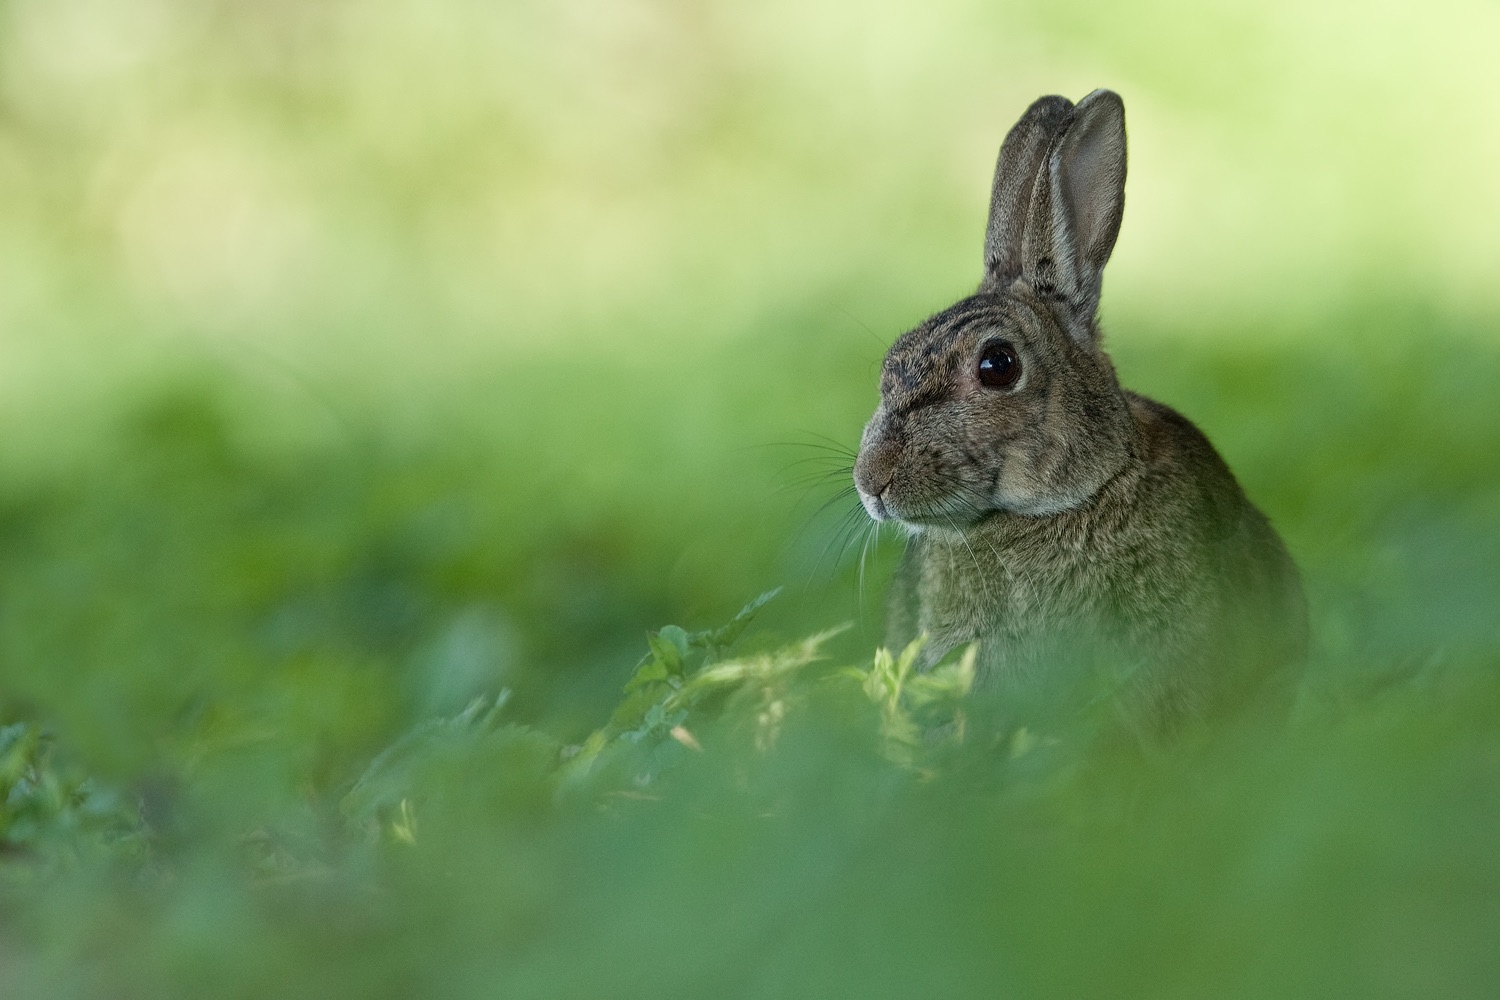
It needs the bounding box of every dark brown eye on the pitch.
[977,340,1021,389]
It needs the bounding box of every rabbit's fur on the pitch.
[853,91,1306,725]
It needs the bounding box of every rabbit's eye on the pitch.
[977,340,1021,389]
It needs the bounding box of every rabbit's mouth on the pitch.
[858,485,992,532]
[857,487,892,522]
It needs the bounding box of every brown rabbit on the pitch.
[852,90,1306,726]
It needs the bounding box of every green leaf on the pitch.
[608,686,663,730]
[646,631,685,675]
[906,643,977,708]
[657,625,692,657]
[623,658,669,693]
[703,586,783,656]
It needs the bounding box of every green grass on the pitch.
[1,297,1497,998]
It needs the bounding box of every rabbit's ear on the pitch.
[981,95,1076,293]
[1021,89,1127,338]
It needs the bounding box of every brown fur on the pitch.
[853,91,1306,726]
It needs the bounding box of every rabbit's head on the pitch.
[854,90,1138,529]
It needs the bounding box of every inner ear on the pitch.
[1054,91,1127,285]
[1020,89,1128,335]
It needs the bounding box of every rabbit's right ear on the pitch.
[980,95,1076,293]
[1020,89,1127,339]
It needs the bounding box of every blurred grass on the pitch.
[0,0,1498,996]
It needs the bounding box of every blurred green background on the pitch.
[1,0,1498,996]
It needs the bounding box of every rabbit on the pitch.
[852,90,1307,728]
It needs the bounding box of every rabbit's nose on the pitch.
[853,451,896,500]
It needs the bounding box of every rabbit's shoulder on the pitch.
[1125,391,1248,544]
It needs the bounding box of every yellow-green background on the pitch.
[1,2,1497,996]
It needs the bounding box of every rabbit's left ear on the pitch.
[981,94,1075,293]
[1021,89,1127,339]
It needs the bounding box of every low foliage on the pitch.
[3,581,1498,999]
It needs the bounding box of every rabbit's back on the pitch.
[1121,393,1306,712]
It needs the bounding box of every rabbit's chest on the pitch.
[915,532,1102,657]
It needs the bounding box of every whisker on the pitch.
[744,437,859,460]
[774,460,855,481]
[774,472,855,497]
[800,485,859,524]
[837,307,890,352]
[798,431,861,457]
[807,504,869,589]
[776,455,856,471]
[830,513,872,583]
[857,519,885,619]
